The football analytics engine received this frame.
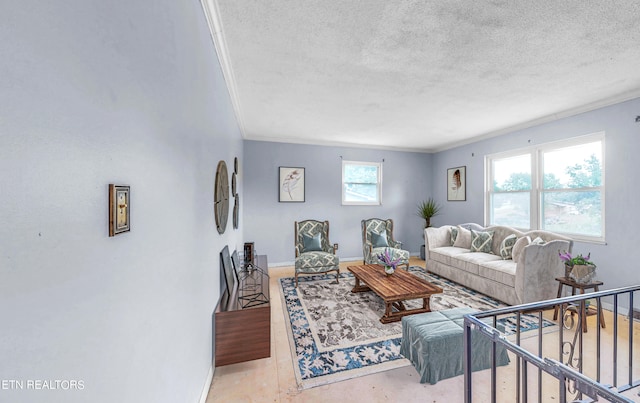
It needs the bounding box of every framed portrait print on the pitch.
[447,166,466,201]
[279,167,305,202]
[109,184,130,236]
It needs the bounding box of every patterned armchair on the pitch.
[361,218,410,270]
[294,220,340,287]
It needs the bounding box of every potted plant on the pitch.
[559,251,596,283]
[417,198,442,228]
[417,198,442,260]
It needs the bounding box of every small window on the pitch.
[342,161,382,205]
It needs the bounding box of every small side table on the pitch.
[553,277,606,333]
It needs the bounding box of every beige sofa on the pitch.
[424,223,573,306]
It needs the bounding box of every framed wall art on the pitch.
[447,166,466,201]
[109,184,130,236]
[220,245,238,296]
[279,167,305,202]
[244,242,255,266]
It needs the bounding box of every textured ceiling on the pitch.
[204,1,640,152]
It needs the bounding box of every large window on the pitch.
[486,133,604,241]
[342,160,382,205]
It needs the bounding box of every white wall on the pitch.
[244,141,433,264]
[431,97,640,301]
[0,1,241,402]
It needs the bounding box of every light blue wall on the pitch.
[431,97,640,296]
[243,141,433,264]
[0,1,241,402]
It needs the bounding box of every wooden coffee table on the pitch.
[347,264,443,324]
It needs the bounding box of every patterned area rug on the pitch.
[280,266,556,389]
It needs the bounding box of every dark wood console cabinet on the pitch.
[215,255,270,367]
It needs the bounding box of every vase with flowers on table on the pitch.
[376,248,402,276]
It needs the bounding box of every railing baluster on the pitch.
[523,360,528,403]
[578,300,585,401]
[559,303,565,400]
[614,294,619,388]
[492,333,497,403]
[464,320,472,403]
[628,292,634,388]
[538,310,543,403]
[597,295,601,383]
[517,311,522,403]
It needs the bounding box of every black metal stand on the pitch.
[238,257,269,308]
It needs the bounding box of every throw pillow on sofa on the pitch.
[531,236,545,245]
[450,227,459,245]
[499,234,518,260]
[470,229,494,253]
[511,236,531,262]
[453,225,472,249]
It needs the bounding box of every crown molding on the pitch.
[432,90,640,153]
[200,0,247,137]
[243,134,434,154]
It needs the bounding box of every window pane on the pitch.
[543,142,602,189]
[344,183,378,202]
[344,164,378,184]
[493,154,531,191]
[490,192,530,228]
[542,191,602,236]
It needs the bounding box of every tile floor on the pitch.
[206,258,640,402]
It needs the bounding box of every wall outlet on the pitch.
[333,243,339,250]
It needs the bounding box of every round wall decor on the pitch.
[233,194,239,229]
[214,160,229,234]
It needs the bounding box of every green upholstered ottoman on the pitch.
[400,307,510,384]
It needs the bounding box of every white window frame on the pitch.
[342,160,382,206]
[485,132,605,243]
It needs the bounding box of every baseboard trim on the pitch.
[198,365,214,403]
[600,301,640,321]
[268,260,295,267]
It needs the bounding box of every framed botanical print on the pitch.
[447,166,466,201]
[279,167,305,202]
[109,184,130,236]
